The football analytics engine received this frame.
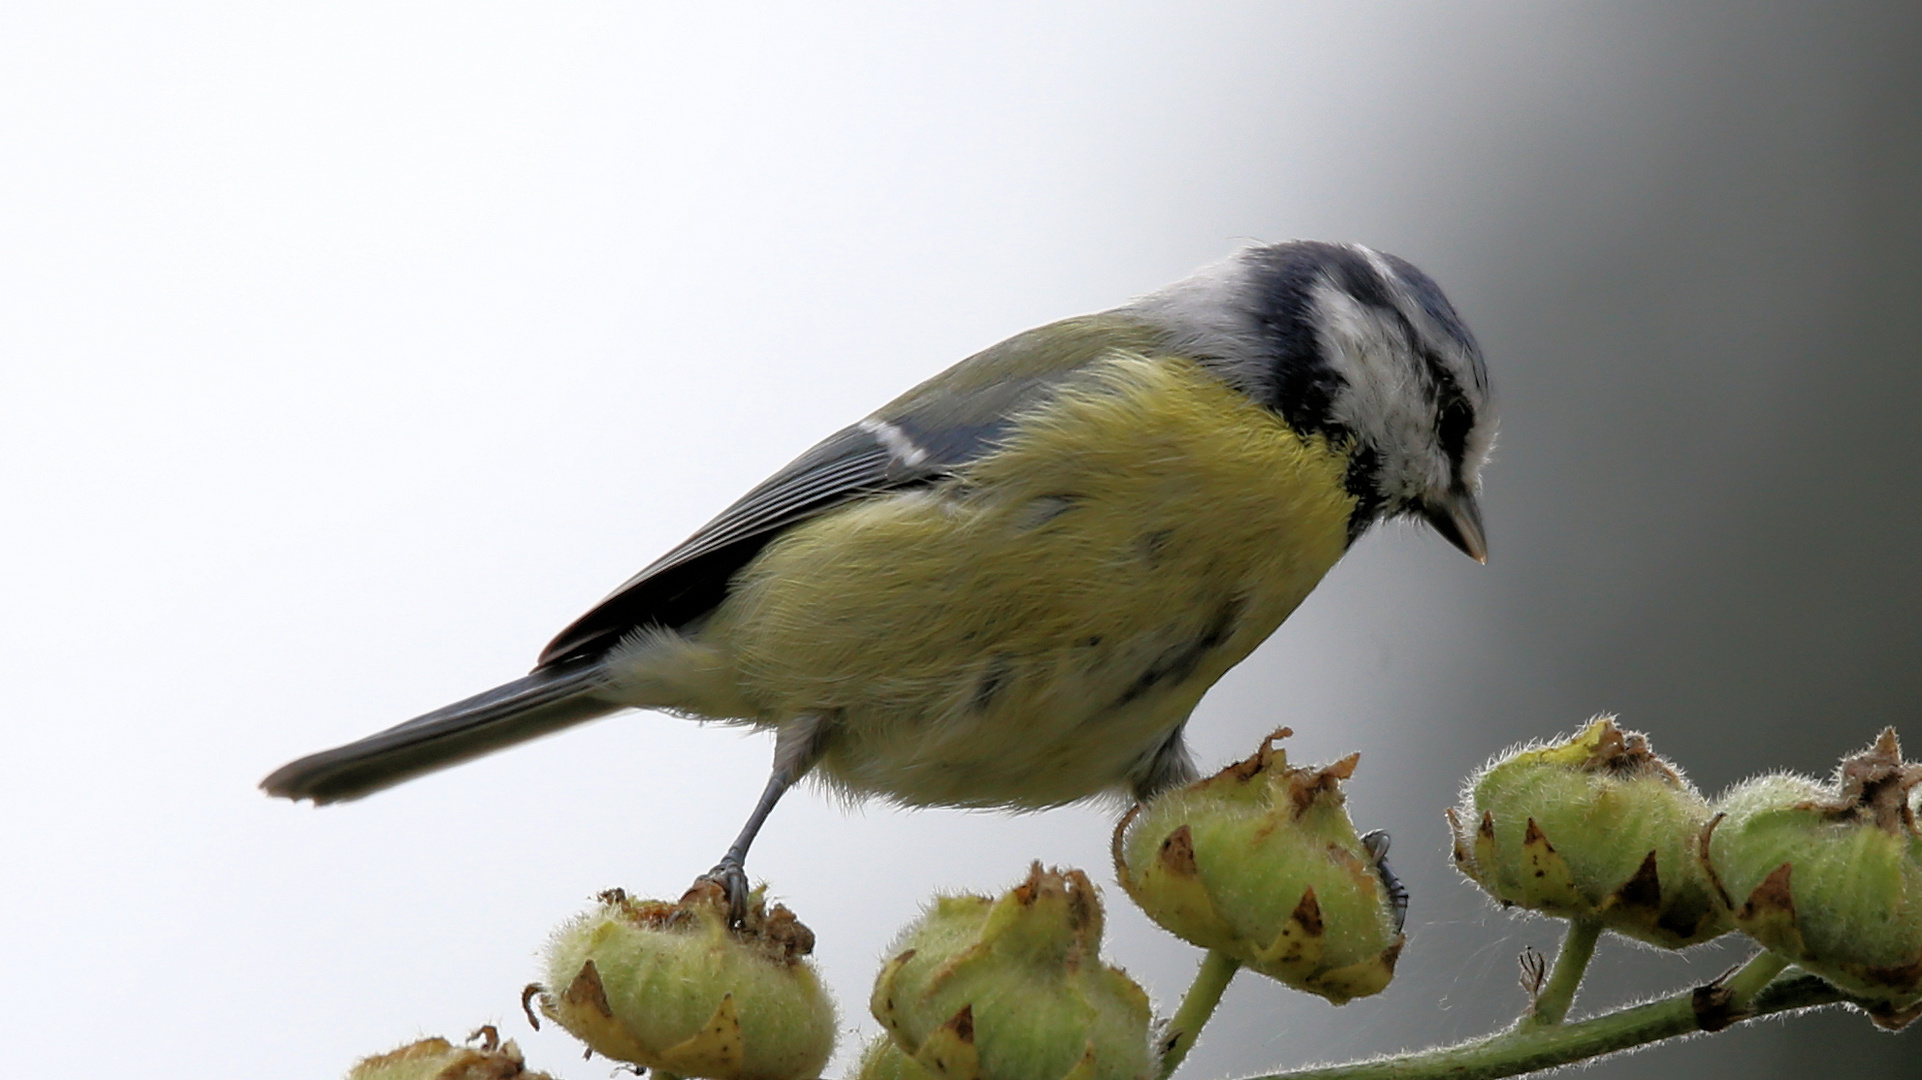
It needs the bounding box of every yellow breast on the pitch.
[705,351,1358,808]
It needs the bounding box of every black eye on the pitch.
[1437,396,1473,466]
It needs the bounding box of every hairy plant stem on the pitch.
[1720,949,1791,1013]
[1156,950,1241,1080]
[1524,918,1601,1026]
[1249,972,1849,1080]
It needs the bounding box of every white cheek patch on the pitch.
[858,417,930,468]
[1311,283,1450,502]
[1353,244,1499,484]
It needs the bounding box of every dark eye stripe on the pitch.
[1423,346,1474,477]
[1355,274,1476,488]
[1327,247,1395,311]
[1376,280,1475,485]
[1241,243,1356,445]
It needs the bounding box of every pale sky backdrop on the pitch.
[3,4,1918,1078]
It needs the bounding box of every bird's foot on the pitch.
[691,858,751,926]
[1361,829,1410,935]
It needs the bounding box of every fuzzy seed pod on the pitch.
[871,864,1155,1080]
[856,1034,935,1080]
[1705,729,1922,1029]
[1447,717,1730,948]
[536,882,837,1080]
[1114,729,1402,1004]
[347,1030,552,1080]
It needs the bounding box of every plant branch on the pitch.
[1524,918,1601,1026]
[1250,972,1850,1080]
[1720,949,1791,1014]
[1156,950,1241,1079]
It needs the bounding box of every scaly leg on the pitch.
[697,714,830,923]
[1361,829,1410,935]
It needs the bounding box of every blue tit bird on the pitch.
[263,240,1495,908]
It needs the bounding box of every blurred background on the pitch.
[3,3,1918,1076]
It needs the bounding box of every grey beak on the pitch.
[1422,488,1488,564]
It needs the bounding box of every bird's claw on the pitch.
[694,859,751,926]
[1361,829,1410,936]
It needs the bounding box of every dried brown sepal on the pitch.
[913,1006,981,1080]
[563,958,614,1018]
[1736,863,1797,923]
[1517,946,1547,1000]
[1690,978,1746,1034]
[520,983,543,1030]
[1604,848,1724,944]
[1612,851,1662,910]
[1699,812,1734,908]
[1158,825,1198,876]
[1286,753,1360,817]
[1573,722,1683,783]
[585,881,819,965]
[1445,807,1472,868]
[1827,729,1922,833]
[347,1034,554,1080]
[1223,727,1293,782]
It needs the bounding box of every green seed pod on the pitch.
[1706,729,1922,1028]
[1114,729,1402,1004]
[1447,717,1730,948]
[871,864,1155,1080]
[347,1030,552,1080]
[537,883,837,1080]
[856,1034,935,1080]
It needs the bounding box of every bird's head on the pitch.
[1133,239,1496,560]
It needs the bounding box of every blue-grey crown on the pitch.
[1129,240,1496,543]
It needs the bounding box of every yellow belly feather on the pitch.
[699,351,1357,808]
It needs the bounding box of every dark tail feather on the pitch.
[261,663,617,804]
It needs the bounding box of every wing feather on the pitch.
[536,315,1164,667]
[536,425,970,666]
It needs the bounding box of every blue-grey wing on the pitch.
[535,315,1160,667]
[537,423,926,665]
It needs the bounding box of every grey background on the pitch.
[2,3,1916,1077]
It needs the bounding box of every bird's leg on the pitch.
[1361,829,1410,935]
[700,772,792,922]
[1130,726,1198,801]
[696,714,829,924]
